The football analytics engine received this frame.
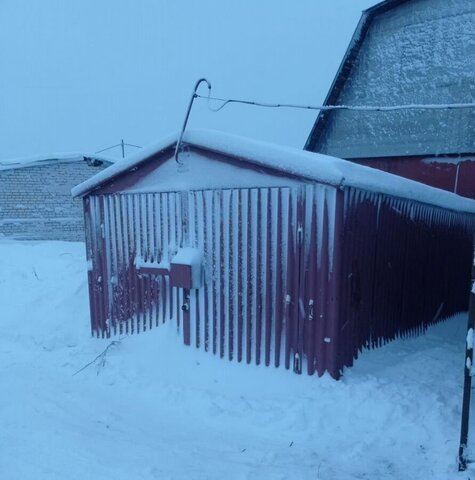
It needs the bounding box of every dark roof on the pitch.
[364,0,411,15]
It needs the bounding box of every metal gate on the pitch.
[84,184,342,375]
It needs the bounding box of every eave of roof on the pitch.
[364,0,411,15]
[0,152,115,171]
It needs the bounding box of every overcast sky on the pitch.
[0,0,374,160]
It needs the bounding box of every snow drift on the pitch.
[0,240,472,479]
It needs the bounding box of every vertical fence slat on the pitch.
[227,190,236,361]
[98,196,110,338]
[306,195,317,375]
[246,189,254,364]
[219,191,226,358]
[255,189,264,365]
[274,189,284,368]
[237,189,244,362]
[264,189,273,366]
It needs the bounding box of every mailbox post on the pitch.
[170,248,203,347]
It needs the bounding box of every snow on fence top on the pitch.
[0,152,114,171]
[72,129,475,214]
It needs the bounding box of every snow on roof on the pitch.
[71,133,178,197]
[0,152,115,171]
[306,0,475,157]
[72,129,475,214]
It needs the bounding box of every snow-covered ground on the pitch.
[0,240,473,479]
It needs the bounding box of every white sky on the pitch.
[0,0,375,160]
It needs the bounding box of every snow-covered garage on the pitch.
[73,129,475,378]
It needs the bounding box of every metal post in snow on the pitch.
[121,139,125,159]
[458,264,475,471]
[182,288,191,346]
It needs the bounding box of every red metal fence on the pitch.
[84,184,474,378]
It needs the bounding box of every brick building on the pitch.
[0,154,113,241]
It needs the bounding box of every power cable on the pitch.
[196,93,475,113]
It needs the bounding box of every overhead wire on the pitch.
[196,93,475,113]
[174,78,474,164]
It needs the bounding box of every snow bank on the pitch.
[0,239,471,479]
[72,129,475,214]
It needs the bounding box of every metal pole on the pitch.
[121,139,125,159]
[458,265,475,471]
[174,78,211,164]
